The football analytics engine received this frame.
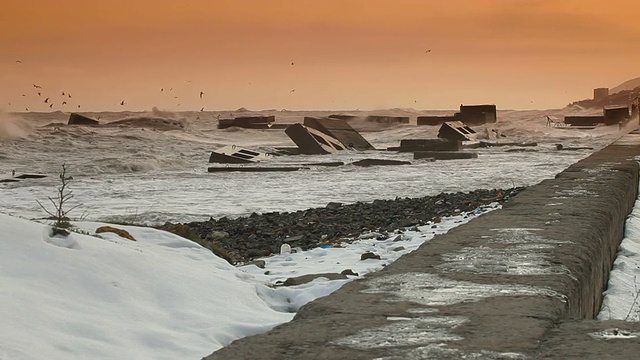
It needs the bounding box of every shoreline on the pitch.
[166,187,524,264]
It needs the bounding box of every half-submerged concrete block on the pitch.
[351,159,411,167]
[365,115,410,124]
[387,139,462,152]
[414,151,478,160]
[209,145,273,164]
[563,116,605,127]
[328,114,357,121]
[284,123,346,155]
[217,115,275,129]
[457,104,497,125]
[437,121,478,142]
[416,115,457,126]
[303,117,375,151]
[604,105,630,125]
[68,113,99,126]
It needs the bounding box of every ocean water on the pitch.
[0,107,631,224]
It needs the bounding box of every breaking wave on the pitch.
[0,112,32,141]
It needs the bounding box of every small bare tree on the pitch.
[37,163,80,232]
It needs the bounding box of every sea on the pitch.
[0,107,631,225]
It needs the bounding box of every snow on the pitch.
[0,205,495,359]
[598,185,640,321]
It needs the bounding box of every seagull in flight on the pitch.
[200,107,204,112]
[44,97,49,103]
[120,100,125,106]
[15,60,22,63]
[62,101,67,105]
[199,91,204,99]
[33,84,42,89]
[37,92,41,96]
[290,89,295,93]
[425,49,431,53]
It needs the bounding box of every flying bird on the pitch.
[68,94,71,98]
[290,89,295,93]
[37,92,41,96]
[199,91,204,99]
[25,107,29,111]
[62,92,65,96]
[21,94,26,97]
[291,62,294,66]
[161,88,164,92]
[425,49,431,53]
[120,100,125,106]
[200,107,204,112]
[44,97,49,103]
[15,60,22,63]
[77,105,81,108]
[49,104,53,108]
[33,84,41,89]
[62,101,67,105]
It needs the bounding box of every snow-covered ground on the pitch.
[599,183,640,322]
[0,205,493,359]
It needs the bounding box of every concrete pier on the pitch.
[205,132,640,360]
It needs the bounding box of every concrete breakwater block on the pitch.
[68,113,99,126]
[604,105,630,125]
[351,159,411,167]
[328,114,357,121]
[564,115,605,127]
[438,121,478,142]
[388,139,462,152]
[365,115,410,124]
[457,104,497,125]
[414,151,478,160]
[285,123,345,155]
[304,117,375,151]
[416,115,457,126]
[208,166,309,172]
[209,146,272,164]
[217,115,275,129]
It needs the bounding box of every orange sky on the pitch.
[1,0,640,111]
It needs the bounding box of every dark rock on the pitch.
[281,273,348,286]
[246,260,266,269]
[326,202,343,209]
[340,269,359,276]
[360,252,381,260]
[177,188,523,264]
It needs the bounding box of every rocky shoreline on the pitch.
[171,188,524,264]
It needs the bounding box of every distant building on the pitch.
[593,88,609,101]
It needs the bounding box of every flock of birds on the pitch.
[10,51,433,112]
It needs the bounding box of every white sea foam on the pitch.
[0,109,629,224]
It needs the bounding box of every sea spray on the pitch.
[0,112,32,141]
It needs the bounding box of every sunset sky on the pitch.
[1,0,639,112]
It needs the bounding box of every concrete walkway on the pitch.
[205,132,640,360]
